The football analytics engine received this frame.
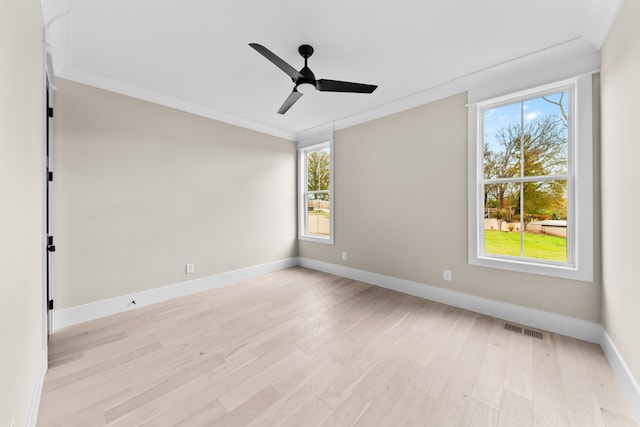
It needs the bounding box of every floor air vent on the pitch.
[524,329,544,340]
[504,323,544,340]
[504,323,523,334]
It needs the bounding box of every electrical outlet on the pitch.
[186,263,194,274]
[341,251,347,261]
[443,270,452,282]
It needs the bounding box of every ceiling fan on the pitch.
[249,43,378,114]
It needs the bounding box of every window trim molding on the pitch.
[298,140,334,244]
[467,75,593,281]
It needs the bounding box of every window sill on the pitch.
[469,254,592,282]
[299,234,334,245]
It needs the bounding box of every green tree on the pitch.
[307,150,330,201]
[484,115,568,225]
[484,138,518,218]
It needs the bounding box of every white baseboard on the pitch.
[26,350,47,427]
[599,327,640,423]
[52,258,298,331]
[299,257,601,343]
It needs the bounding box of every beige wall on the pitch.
[0,0,46,425]
[300,91,601,321]
[53,80,297,308]
[601,0,640,386]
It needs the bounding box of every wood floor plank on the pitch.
[137,352,257,427]
[420,309,478,399]
[210,385,281,427]
[104,354,225,422]
[48,331,128,362]
[316,345,380,408]
[40,331,224,417]
[427,352,483,426]
[601,409,638,427]
[463,398,499,427]
[279,396,332,427]
[555,335,608,427]
[354,367,435,427]
[45,342,162,392]
[170,400,227,427]
[105,375,213,427]
[247,358,345,426]
[532,335,570,427]
[471,319,511,410]
[218,349,309,412]
[503,331,534,400]
[497,390,533,427]
[351,353,402,402]
[319,392,370,427]
[578,339,636,421]
[427,317,492,423]
[37,267,636,427]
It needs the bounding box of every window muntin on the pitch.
[299,142,333,243]
[480,87,573,265]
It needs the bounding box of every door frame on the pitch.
[45,67,55,336]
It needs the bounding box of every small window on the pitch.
[468,76,593,281]
[299,142,333,243]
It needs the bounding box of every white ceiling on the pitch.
[41,0,621,140]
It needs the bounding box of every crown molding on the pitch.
[56,38,600,143]
[325,38,600,134]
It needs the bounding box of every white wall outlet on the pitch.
[186,263,194,274]
[443,269,452,282]
[341,251,347,261]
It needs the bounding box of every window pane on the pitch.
[484,182,521,256]
[523,180,567,262]
[307,148,330,192]
[302,144,331,240]
[483,103,521,179]
[471,78,592,279]
[307,193,330,236]
[522,92,569,177]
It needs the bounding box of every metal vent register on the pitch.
[504,323,544,340]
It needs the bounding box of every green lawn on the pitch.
[484,230,566,262]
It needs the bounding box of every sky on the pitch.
[483,91,569,152]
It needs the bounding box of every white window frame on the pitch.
[298,141,334,244]
[468,75,593,281]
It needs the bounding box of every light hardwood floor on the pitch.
[38,267,636,426]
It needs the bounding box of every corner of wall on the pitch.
[25,351,47,427]
[599,326,640,423]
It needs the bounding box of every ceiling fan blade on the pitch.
[249,43,304,81]
[277,89,303,114]
[316,79,378,93]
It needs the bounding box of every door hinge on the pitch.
[48,171,53,181]
[48,299,54,310]
[48,107,54,118]
[47,236,55,252]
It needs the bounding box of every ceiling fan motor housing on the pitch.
[296,45,317,87]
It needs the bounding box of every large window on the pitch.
[299,142,333,243]
[468,77,593,281]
